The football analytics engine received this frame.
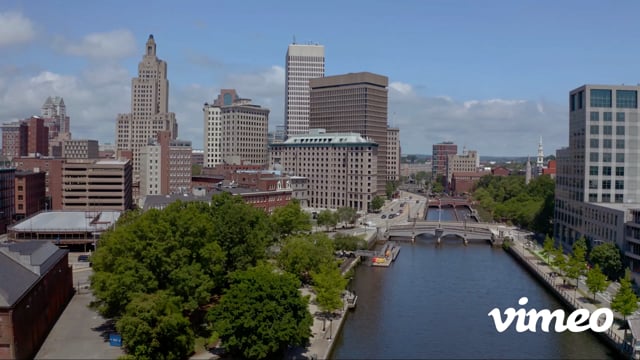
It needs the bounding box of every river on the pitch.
[331,237,616,359]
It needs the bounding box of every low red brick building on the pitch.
[12,157,64,210]
[491,166,511,177]
[543,159,556,179]
[451,171,487,195]
[0,241,73,360]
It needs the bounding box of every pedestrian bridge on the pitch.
[387,221,509,245]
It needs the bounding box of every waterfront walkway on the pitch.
[508,235,632,356]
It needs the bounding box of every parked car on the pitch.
[78,255,90,262]
[388,214,396,219]
[381,214,387,219]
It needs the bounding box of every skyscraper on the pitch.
[116,35,177,179]
[41,96,70,140]
[555,85,640,270]
[285,43,324,139]
[309,72,389,196]
[432,141,457,180]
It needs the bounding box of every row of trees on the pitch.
[91,194,358,359]
[473,174,554,234]
[541,236,637,319]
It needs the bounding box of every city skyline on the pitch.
[1,0,639,156]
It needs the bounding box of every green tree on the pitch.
[209,264,313,359]
[333,233,367,251]
[270,199,311,239]
[277,233,336,283]
[91,201,226,318]
[371,196,385,212]
[316,209,338,231]
[585,264,609,302]
[209,192,273,273]
[611,270,639,328]
[565,237,588,292]
[590,242,624,281]
[431,178,444,194]
[542,235,555,264]
[415,171,428,184]
[312,264,348,315]
[337,207,357,227]
[385,181,398,199]
[551,243,567,274]
[116,291,194,360]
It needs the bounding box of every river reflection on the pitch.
[331,240,616,359]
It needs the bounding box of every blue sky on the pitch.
[1,0,639,156]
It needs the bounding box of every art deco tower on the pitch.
[285,43,324,139]
[116,34,177,179]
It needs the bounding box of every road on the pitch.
[360,191,427,231]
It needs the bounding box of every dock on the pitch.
[371,243,401,267]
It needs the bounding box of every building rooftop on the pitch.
[0,241,67,307]
[95,159,129,165]
[280,131,377,146]
[10,211,121,233]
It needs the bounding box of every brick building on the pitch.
[0,168,15,233]
[0,241,73,360]
[12,158,64,210]
[14,171,46,220]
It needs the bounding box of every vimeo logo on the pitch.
[488,297,613,333]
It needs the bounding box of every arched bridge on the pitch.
[387,221,509,245]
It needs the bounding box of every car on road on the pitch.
[78,255,90,262]
[388,214,396,219]
[381,214,387,219]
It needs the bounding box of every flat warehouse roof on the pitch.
[10,211,121,232]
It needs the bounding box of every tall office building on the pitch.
[203,89,269,168]
[309,72,388,195]
[432,141,457,180]
[140,130,192,197]
[41,96,70,140]
[387,127,401,182]
[116,34,178,179]
[285,43,324,139]
[555,85,640,276]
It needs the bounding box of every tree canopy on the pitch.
[472,174,554,230]
[208,264,313,359]
[590,242,624,281]
[611,270,639,321]
[316,209,338,231]
[277,233,336,283]
[117,291,194,360]
[312,264,347,314]
[371,196,385,211]
[270,199,312,239]
[585,264,609,302]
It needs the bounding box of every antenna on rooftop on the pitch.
[293,35,296,44]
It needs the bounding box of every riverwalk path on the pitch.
[507,234,632,357]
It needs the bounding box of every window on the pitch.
[603,126,613,135]
[571,94,576,111]
[615,194,624,203]
[603,166,612,175]
[602,194,611,203]
[590,166,598,175]
[603,112,612,121]
[590,152,599,161]
[616,153,625,162]
[17,195,23,200]
[589,180,598,189]
[590,125,599,135]
[615,180,624,190]
[17,185,23,191]
[616,90,637,108]
[616,167,624,176]
[589,193,598,202]
[603,153,612,162]
[617,112,625,122]
[602,180,611,189]
[591,89,612,107]
[616,139,625,149]
[616,126,625,136]
[589,139,599,148]
[603,139,612,148]
[590,112,599,121]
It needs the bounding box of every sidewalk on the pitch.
[508,236,631,355]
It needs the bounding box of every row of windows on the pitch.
[589,152,625,162]
[589,166,624,176]
[589,139,625,149]
[589,125,625,135]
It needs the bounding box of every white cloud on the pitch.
[0,67,130,144]
[55,29,137,60]
[389,89,567,157]
[0,11,36,47]
[389,81,413,95]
